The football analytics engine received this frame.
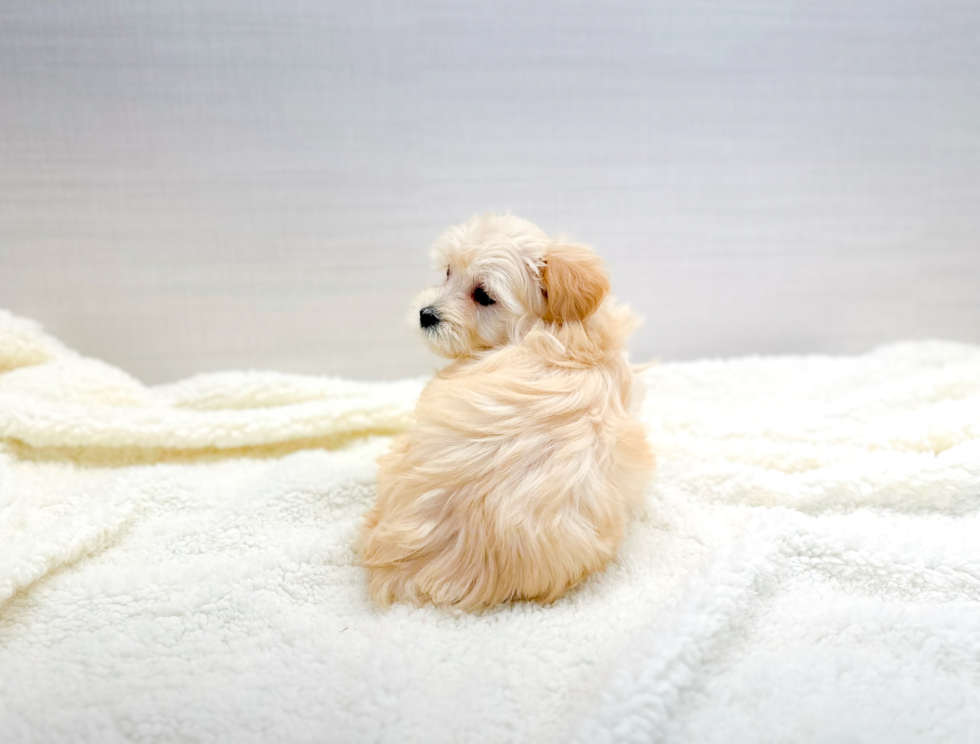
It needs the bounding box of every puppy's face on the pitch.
[412,214,610,358]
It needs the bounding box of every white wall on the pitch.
[2,0,978,383]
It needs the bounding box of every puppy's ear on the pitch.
[541,242,610,324]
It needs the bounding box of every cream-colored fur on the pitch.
[360,214,654,610]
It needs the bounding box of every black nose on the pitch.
[420,307,441,329]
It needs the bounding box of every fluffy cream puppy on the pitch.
[360,213,653,610]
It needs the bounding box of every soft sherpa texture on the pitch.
[1,308,978,743]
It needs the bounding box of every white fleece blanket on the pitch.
[1,309,979,743]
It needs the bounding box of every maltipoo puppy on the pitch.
[360,213,653,610]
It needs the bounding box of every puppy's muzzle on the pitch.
[419,307,441,329]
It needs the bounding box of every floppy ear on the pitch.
[541,243,610,324]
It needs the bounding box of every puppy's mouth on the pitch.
[417,311,470,358]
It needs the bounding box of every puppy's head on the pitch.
[412,213,610,358]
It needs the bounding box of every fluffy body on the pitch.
[360,214,654,609]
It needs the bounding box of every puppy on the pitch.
[360,213,653,610]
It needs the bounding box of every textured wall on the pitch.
[2,0,978,382]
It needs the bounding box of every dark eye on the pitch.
[446,267,451,278]
[473,286,495,306]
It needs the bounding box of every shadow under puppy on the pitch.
[360,214,653,610]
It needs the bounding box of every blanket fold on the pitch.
[0,310,422,451]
